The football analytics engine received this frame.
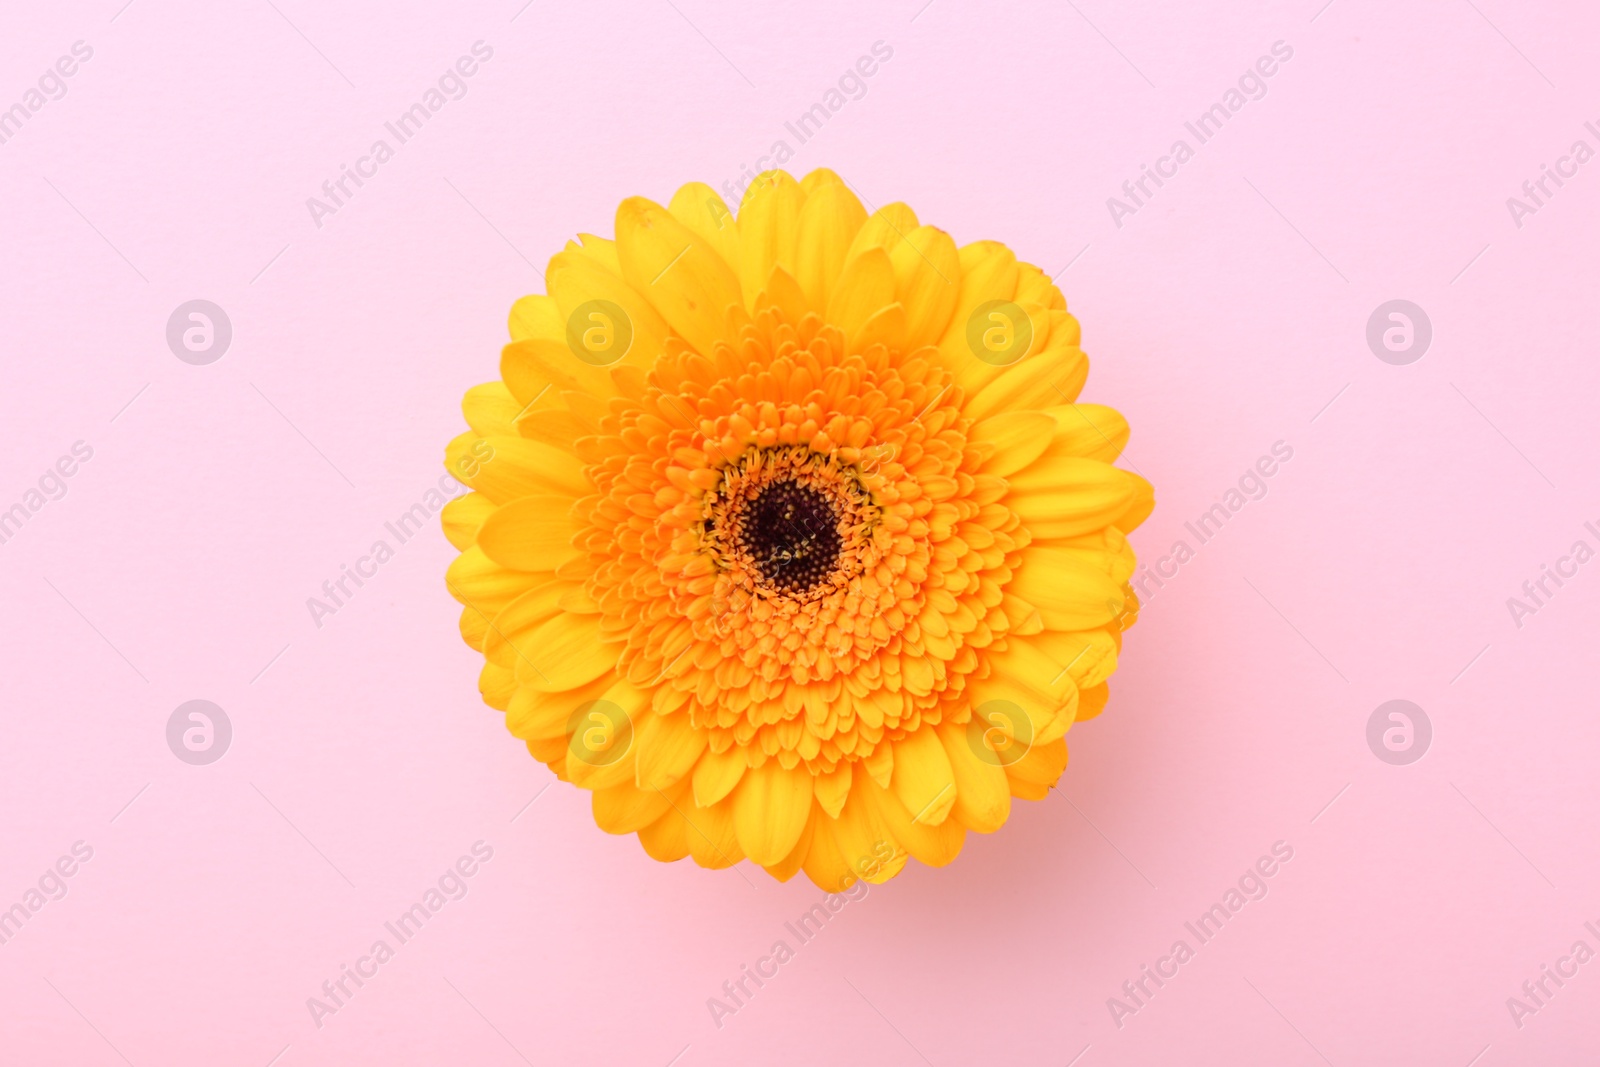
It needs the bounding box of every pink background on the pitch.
[4,0,1599,1063]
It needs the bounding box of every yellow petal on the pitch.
[737,171,805,311]
[1106,528,1138,583]
[459,603,490,650]
[567,730,639,792]
[514,406,589,451]
[732,759,814,865]
[479,662,516,711]
[849,302,907,356]
[1007,546,1126,631]
[445,546,531,615]
[1042,527,1136,584]
[692,746,747,807]
[799,809,858,891]
[681,794,744,869]
[949,301,1047,396]
[526,734,569,772]
[560,389,607,431]
[441,492,494,549]
[755,265,810,328]
[969,411,1055,478]
[508,294,562,342]
[592,780,677,835]
[836,780,910,884]
[499,337,606,409]
[861,772,965,869]
[803,799,907,890]
[637,806,692,862]
[863,736,894,789]
[800,167,845,193]
[1042,404,1130,463]
[794,182,867,313]
[1076,682,1111,722]
[475,496,580,572]
[844,202,919,262]
[937,721,1011,833]
[459,608,514,667]
[462,382,520,438]
[668,181,741,277]
[635,712,709,791]
[506,680,605,742]
[1115,472,1155,533]
[567,684,648,791]
[545,251,670,373]
[517,613,619,692]
[890,726,957,826]
[992,635,1083,706]
[1007,458,1138,539]
[937,240,1020,357]
[616,196,746,357]
[573,232,622,275]
[1015,260,1067,310]
[764,806,816,882]
[965,665,1073,749]
[888,225,960,349]
[964,345,1088,421]
[558,583,600,614]
[483,580,571,668]
[459,436,589,503]
[813,763,852,819]
[1004,738,1068,800]
[444,432,493,488]
[1031,628,1120,690]
[826,247,896,345]
[1002,593,1045,636]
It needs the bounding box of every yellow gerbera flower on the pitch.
[442,168,1152,889]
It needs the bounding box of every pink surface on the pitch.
[4,0,1599,1064]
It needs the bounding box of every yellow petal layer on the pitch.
[937,721,1011,833]
[616,196,746,358]
[890,726,957,826]
[518,612,618,692]
[794,181,867,314]
[475,496,580,572]
[732,759,814,866]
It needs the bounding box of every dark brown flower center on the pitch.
[739,481,843,594]
[698,445,876,608]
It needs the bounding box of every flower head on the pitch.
[443,169,1151,888]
